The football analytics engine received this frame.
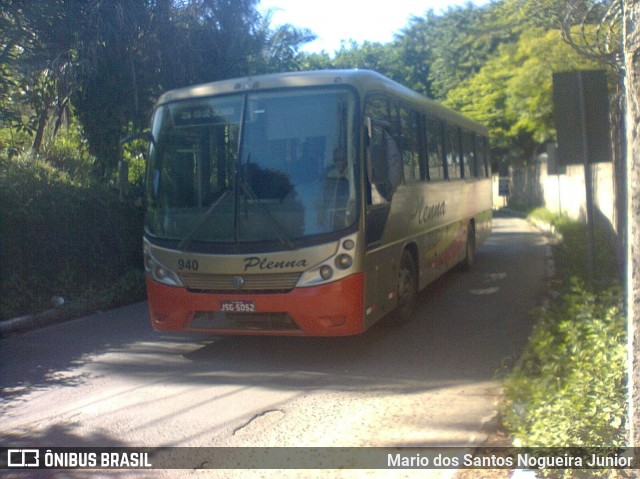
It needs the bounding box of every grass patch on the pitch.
[528,208,621,288]
[501,209,627,478]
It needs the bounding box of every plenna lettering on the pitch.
[243,256,307,272]
[415,198,446,224]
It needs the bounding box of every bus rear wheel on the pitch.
[393,249,418,325]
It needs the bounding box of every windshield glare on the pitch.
[145,88,357,248]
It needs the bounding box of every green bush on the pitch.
[43,122,96,186]
[502,210,627,478]
[0,153,145,320]
[504,282,626,445]
[503,282,626,478]
[529,208,621,287]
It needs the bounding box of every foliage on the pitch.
[408,4,511,100]
[330,41,403,80]
[528,208,621,286]
[444,28,603,165]
[503,210,626,477]
[43,120,96,186]
[444,41,517,160]
[251,9,317,74]
[0,151,144,320]
[503,281,626,476]
[1,0,316,181]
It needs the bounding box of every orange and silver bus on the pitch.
[138,69,491,336]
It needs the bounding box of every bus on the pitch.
[136,69,492,336]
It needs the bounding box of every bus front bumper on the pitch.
[146,273,365,336]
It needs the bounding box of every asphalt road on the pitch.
[0,216,549,478]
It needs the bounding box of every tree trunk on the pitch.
[623,0,640,452]
[31,109,48,153]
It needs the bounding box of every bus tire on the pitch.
[392,249,418,326]
[459,222,476,272]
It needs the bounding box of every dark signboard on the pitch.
[552,70,611,166]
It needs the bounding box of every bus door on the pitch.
[363,117,403,325]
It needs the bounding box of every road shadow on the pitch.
[0,302,200,404]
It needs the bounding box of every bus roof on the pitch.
[156,69,488,136]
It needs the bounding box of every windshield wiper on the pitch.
[177,190,231,251]
[239,176,296,250]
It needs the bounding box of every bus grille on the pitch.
[180,272,301,293]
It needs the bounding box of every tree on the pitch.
[397,4,515,100]
[2,0,319,179]
[330,40,401,78]
[72,0,306,179]
[444,42,515,162]
[0,1,79,152]
[0,0,25,127]
[251,9,316,74]
[72,0,156,179]
[444,27,603,166]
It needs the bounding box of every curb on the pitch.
[0,307,65,337]
[528,217,563,241]
[492,208,528,219]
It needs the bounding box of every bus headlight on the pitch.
[296,235,357,287]
[320,265,334,280]
[151,264,183,287]
[144,245,183,287]
[335,254,353,270]
[342,239,355,250]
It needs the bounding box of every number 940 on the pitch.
[177,259,199,271]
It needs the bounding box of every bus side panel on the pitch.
[475,209,493,247]
[362,177,492,325]
[146,273,366,337]
[363,243,403,327]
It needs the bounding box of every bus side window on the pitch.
[477,136,489,177]
[426,117,444,180]
[399,106,421,183]
[445,124,461,180]
[461,130,474,178]
[366,120,401,203]
[365,94,394,204]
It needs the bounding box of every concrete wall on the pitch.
[493,157,617,234]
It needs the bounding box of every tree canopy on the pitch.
[0,0,619,177]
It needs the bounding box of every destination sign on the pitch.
[171,101,240,126]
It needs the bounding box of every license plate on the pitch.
[220,300,256,313]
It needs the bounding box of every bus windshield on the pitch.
[145,88,357,250]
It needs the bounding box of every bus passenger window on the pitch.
[367,122,401,204]
[477,136,489,177]
[461,131,475,178]
[399,107,420,182]
[426,117,444,180]
[445,125,461,179]
[365,95,391,124]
